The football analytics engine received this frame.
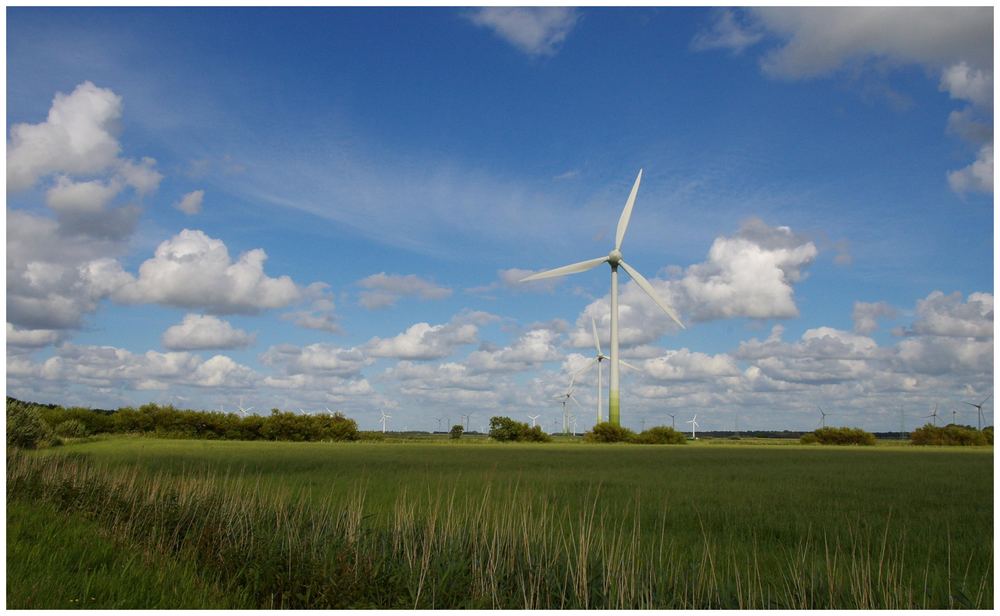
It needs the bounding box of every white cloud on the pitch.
[643,349,742,381]
[948,144,993,194]
[162,314,255,351]
[906,291,993,339]
[691,9,763,53]
[117,157,163,195]
[7,81,123,191]
[357,272,451,309]
[43,175,140,240]
[569,219,817,348]
[468,7,579,57]
[693,7,994,195]
[6,323,64,349]
[852,301,897,334]
[261,343,371,378]
[114,229,302,314]
[366,317,479,360]
[465,327,562,373]
[175,190,205,215]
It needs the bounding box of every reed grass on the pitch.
[7,448,992,609]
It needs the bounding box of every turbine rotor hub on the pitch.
[608,249,622,266]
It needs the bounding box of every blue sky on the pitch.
[6,7,994,432]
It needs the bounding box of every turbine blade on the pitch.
[620,359,642,372]
[569,394,582,407]
[573,358,598,377]
[619,260,685,329]
[519,257,608,282]
[963,401,979,408]
[591,318,602,356]
[981,393,993,405]
[615,169,642,251]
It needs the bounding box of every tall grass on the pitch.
[8,449,991,609]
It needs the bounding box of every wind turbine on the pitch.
[951,408,958,425]
[923,404,939,426]
[963,393,992,431]
[379,409,391,433]
[461,414,471,431]
[555,386,581,434]
[528,414,540,428]
[669,413,676,430]
[236,396,253,418]
[686,414,699,439]
[433,416,443,431]
[520,169,684,427]
[817,406,829,429]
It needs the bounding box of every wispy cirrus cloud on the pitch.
[467,7,579,57]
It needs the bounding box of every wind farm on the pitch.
[5,5,994,612]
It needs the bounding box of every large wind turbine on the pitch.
[379,409,391,433]
[520,169,684,427]
[963,393,992,431]
[817,406,829,429]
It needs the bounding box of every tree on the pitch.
[584,422,636,443]
[449,424,464,439]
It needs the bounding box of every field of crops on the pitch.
[7,436,993,609]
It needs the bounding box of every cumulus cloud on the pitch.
[261,343,371,378]
[7,81,123,191]
[948,144,993,194]
[465,327,562,373]
[468,7,579,56]
[357,272,451,309]
[569,219,817,348]
[905,291,993,339]
[162,314,255,351]
[114,229,301,314]
[175,190,205,215]
[643,349,742,381]
[11,343,257,391]
[366,316,479,360]
[6,323,64,349]
[852,301,897,334]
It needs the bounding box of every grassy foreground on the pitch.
[8,437,994,609]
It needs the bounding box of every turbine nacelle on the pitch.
[607,249,622,267]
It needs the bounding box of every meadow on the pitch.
[7,436,993,609]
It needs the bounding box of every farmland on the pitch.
[7,436,992,609]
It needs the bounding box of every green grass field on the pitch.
[8,436,993,608]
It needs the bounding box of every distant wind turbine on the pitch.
[817,406,829,429]
[528,414,540,428]
[521,169,684,427]
[236,396,253,418]
[923,404,939,426]
[951,408,958,425]
[433,416,443,431]
[687,414,699,439]
[963,393,992,431]
[555,386,581,434]
[379,409,391,433]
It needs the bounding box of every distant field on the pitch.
[9,437,993,608]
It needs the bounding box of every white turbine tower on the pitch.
[520,169,684,427]
[687,414,699,439]
[528,414,540,428]
[555,386,581,434]
[379,409,391,433]
[669,413,676,430]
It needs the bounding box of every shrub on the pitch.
[584,422,637,443]
[799,432,819,444]
[801,426,875,446]
[7,400,54,449]
[634,426,687,445]
[488,416,552,442]
[54,419,88,438]
[911,423,991,446]
[449,424,464,439]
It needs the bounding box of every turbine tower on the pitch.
[963,393,992,431]
[687,414,699,439]
[520,170,684,427]
[527,414,540,428]
[555,386,580,434]
[669,413,676,430]
[379,409,391,433]
[923,403,939,426]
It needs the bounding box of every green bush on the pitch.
[584,422,637,443]
[7,400,54,449]
[911,423,991,446]
[54,419,88,438]
[801,426,875,446]
[799,432,819,444]
[488,416,552,442]
[449,424,464,439]
[634,426,687,444]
